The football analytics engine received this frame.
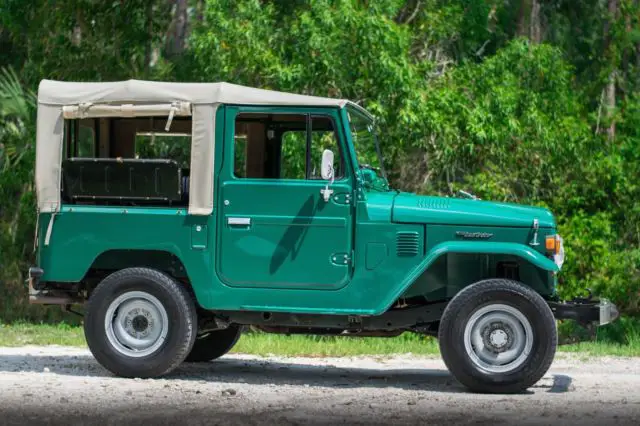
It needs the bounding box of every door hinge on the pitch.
[331,192,352,205]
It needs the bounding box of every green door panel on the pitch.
[217,180,353,290]
[216,106,355,291]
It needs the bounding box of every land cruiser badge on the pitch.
[455,231,494,240]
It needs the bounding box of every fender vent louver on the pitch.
[396,232,420,257]
[417,197,450,209]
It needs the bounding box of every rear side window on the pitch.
[135,132,191,168]
[64,119,97,158]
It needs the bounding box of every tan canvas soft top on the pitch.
[37,80,350,107]
[36,79,365,216]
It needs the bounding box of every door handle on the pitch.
[228,217,251,226]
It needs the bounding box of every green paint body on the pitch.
[36,105,559,316]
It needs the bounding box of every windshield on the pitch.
[346,106,386,178]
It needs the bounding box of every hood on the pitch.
[391,193,555,228]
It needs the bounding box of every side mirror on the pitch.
[320,149,335,181]
[320,149,335,202]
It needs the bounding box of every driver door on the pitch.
[216,107,354,290]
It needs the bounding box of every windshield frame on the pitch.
[344,104,387,181]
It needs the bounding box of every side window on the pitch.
[233,113,344,180]
[64,119,96,158]
[234,135,248,178]
[280,130,307,179]
[308,116,342,180]
[135,133,191,168]
[77,125,95,157]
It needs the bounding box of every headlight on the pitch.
[546,234,565,270]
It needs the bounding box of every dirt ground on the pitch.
[0,346,638,425]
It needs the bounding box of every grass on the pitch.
[232,332,441,357]
[0,322,86,347]
[1,321,640,357]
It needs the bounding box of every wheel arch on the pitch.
[82,249,194,296]
[382,241,558,312]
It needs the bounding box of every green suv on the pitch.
[28,79,618,393]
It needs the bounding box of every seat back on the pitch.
[62,158,182,203]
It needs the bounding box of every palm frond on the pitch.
[0,67,36,171]
[0,67,36,119]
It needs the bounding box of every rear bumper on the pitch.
[548,297,619,326]
[27,266,83,305]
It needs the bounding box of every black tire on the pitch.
[84,267,197,378]
[438,279,557,394]
[184,325,243,362]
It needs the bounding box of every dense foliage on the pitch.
[0,0,639,322]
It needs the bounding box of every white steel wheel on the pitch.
[438,279,557,394]
[84,267,197,378]
[463,303,534,374]
[105,291,169,358]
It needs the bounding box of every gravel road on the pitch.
[0,346,638,426]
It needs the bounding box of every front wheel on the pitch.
[438,279,557,393]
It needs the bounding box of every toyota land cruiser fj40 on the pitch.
[28,79,618,393]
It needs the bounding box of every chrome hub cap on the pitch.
[105,291,169,358]
[489,329,508,348]
[463,304,533,374]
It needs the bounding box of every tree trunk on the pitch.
[603,0,618,142]
[529,0,542,43]
[144,1,153,78]
[605,71,616,141]
[165,0,189,59]
[635,1,640,88]
[196,0,205,23]
[516,0,530,37]
[72,10,83,47]
[637,41,640,89]
[516,0,541,43]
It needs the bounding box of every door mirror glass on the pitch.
[321,149,335,181]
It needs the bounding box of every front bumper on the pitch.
[548,297,619,326]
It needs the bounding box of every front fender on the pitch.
[378,241,557,314]
[425,241,559,272]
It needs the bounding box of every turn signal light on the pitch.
[546,235,561,253]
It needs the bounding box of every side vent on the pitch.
[396,232,420,257]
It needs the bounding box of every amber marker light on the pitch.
[545,235,560,253]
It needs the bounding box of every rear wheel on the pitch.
[84,267,197,378]
[185,325,243,362]
[438,279,557,393]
